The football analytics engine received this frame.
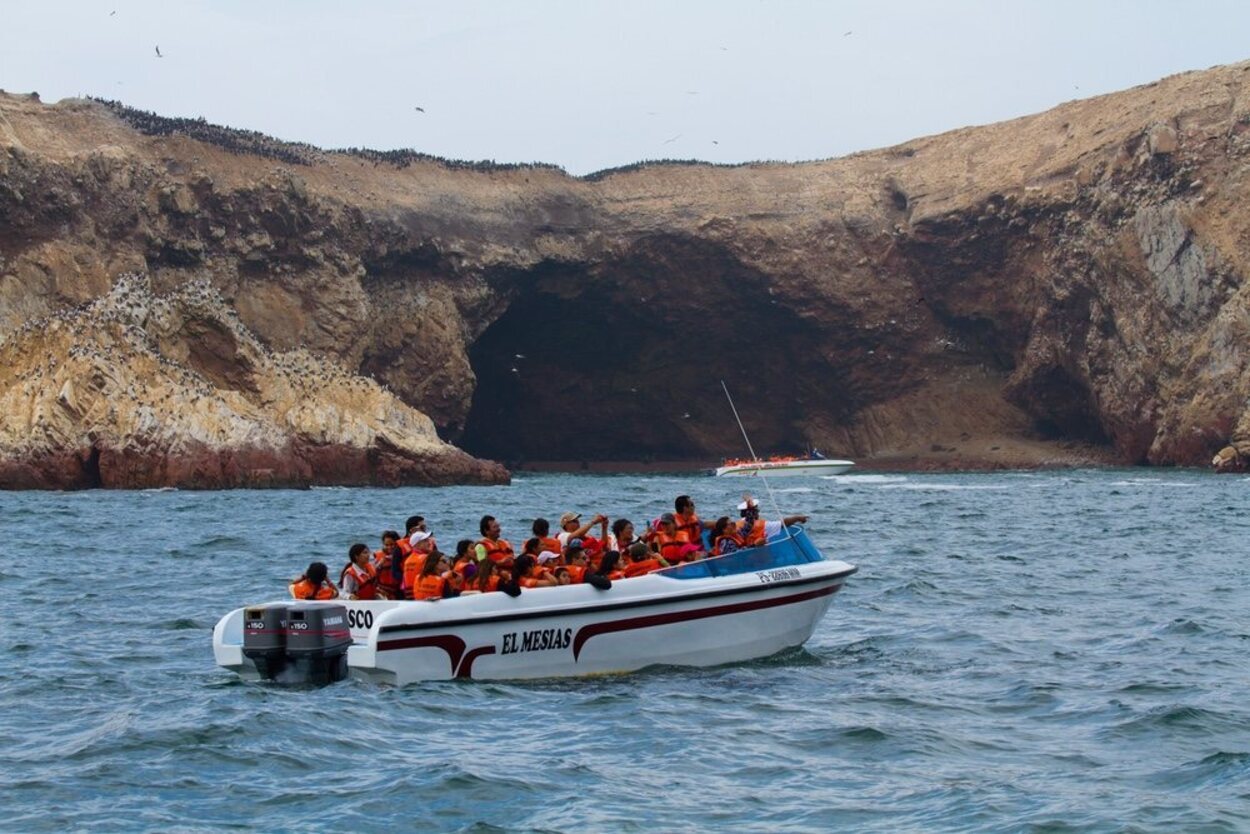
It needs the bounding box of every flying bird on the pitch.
[514,353,526,359]
[155,45,162,57]
[843,30,853,36]
[110,9,116,15]
[414,106,425,113]
[663,135,681,145]
[712,140,719,145]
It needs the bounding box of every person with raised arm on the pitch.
[734,494,809,547]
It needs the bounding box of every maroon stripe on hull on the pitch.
[372,580,844,679]
[456,645,498,679]
[572,583,840,661]
[375,634,467,676]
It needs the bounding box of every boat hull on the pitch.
[715,459,855,477]
[213,528,855,684]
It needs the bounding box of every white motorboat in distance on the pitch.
[715,457,855,477]
[212,526,856,685]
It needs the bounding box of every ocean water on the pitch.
[1,470,1248,832]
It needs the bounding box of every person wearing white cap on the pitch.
[736,495,809,547]
[401,529,436,599]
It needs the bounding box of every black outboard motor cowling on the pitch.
[285,604,352,684]
[242,604,288,680]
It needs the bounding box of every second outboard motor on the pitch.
[285,604,352,684]
[242,604,288,680]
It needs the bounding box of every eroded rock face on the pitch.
[3,61,1250,474]
[0,274,507,488]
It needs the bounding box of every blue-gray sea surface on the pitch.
[1,470,1248,833]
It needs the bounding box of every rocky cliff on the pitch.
[0,273,507,488]
[4,60,1250,485]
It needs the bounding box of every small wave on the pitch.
[1158,618,1206,635]
[158,617,206,631]
[772,487,815,494]
[1108,704,1235,738]
[839,725,889,742]
[1107,479,1200,488]
[879,482,1009,491]
[1115,681,1190,695]
[820,474,908,484]
[1151,751,1250,790]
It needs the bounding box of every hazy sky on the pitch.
[3,1,1249,175]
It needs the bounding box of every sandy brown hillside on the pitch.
[3,60,1250,485]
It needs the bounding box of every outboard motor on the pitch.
[284,604,352,684]
[241,604,288,680]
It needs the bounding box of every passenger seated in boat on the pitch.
[536,547,562,571]
[514,553,558,588]
[462,558,501,595]
[623,542,669,577]
[520,536,544,561]
[451,539,476,577]
[593,550,625,582]
[612,518,640,555]
[530,518,564,558]
[712,516,743,555]
[373,531,404,600]
[736,497,810,546]
[567,545,590,585]
[339,543,378,600]
[413,551,457,600]
[402,530,435,599]
[554,567,572,585]
[405,515,435,551]
[475,515,515,568]
[674,495,714,544]
[290,561,339,600]
[557,511,607,547]
[654,513,702,563]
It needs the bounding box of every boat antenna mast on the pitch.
[720,380,788,533]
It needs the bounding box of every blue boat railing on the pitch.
[660,525,825,580]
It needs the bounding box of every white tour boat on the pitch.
[212,526,856,685]
[714,456,855,477]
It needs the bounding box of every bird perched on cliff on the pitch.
[155,45,163,57]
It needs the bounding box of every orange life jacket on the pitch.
[713,531,746,555]
[469,574,500,594]
[518,568,553,588]
[291,578,337,600]
[343,562,377,600]
[655,530,691,563]
[477,537,515,567]
[373,548,401,597]
[737,519,769,547]
[675,512,702,543]
[413,573,445,600]
[624,558,665,578]
[396,537,414,558]
[538,536,562,556]
[402,551,429,597]
[565,564,587,584]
